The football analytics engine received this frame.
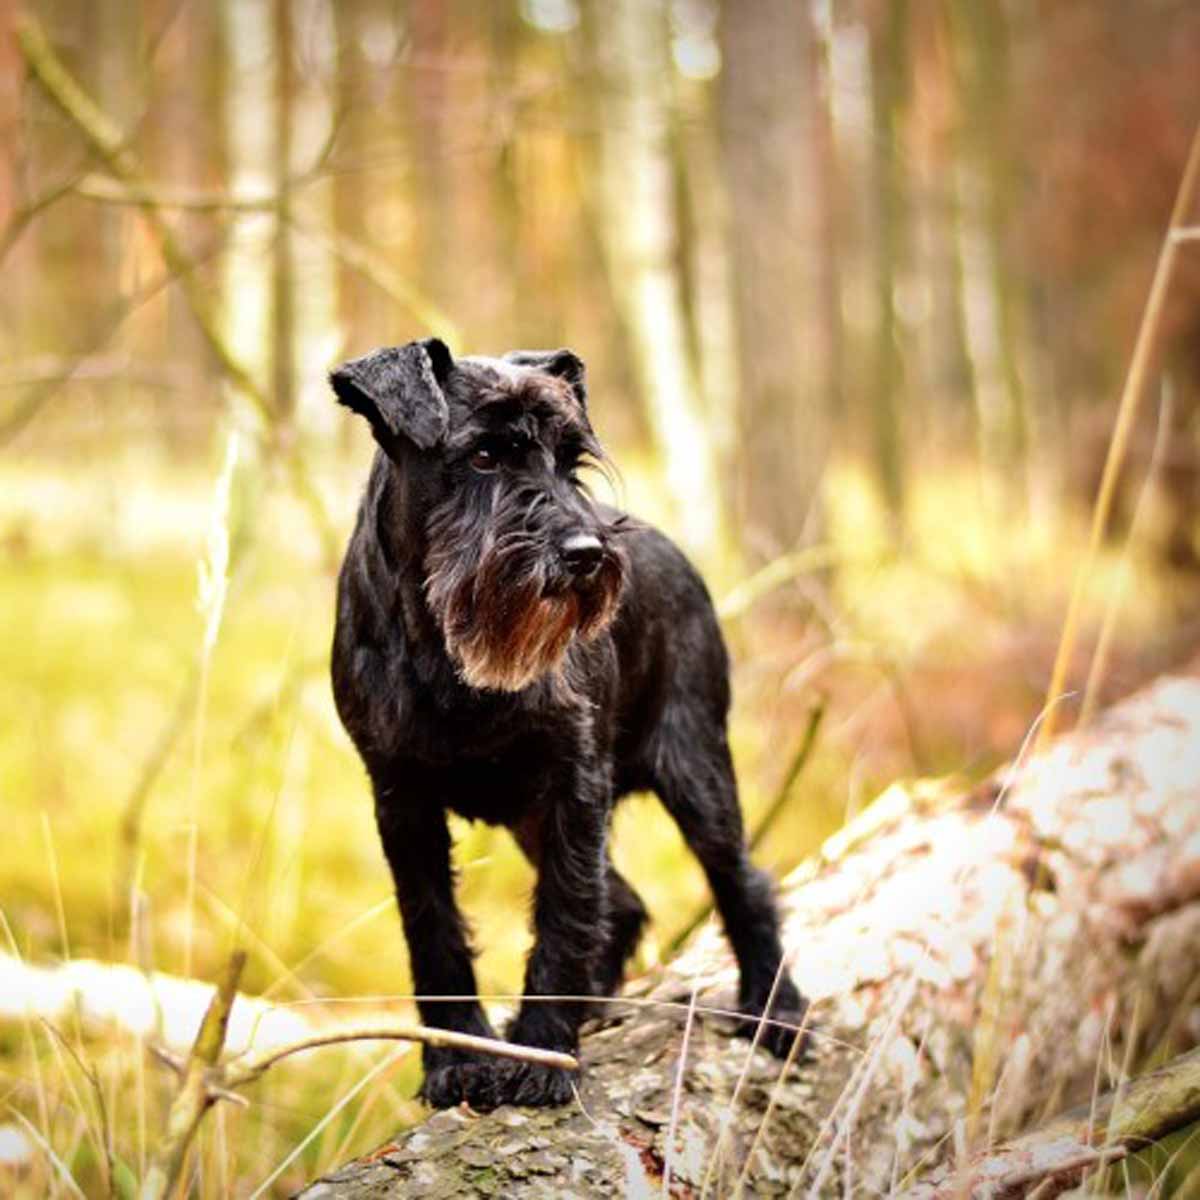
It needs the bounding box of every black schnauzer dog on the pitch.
[330,338,807,1109]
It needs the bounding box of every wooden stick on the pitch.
[223,1026,578,1089]
[141,952,246,1200]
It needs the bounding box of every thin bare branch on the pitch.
[0,169,87,267]
[73,173,277,212]
[141,951,246,1200]
[287,212,460,346]
[17,13,268,417]
[223,1025,578,1090]
[717,544,844,620]
[16,13,339,564]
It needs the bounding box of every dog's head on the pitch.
[331,339,628,691]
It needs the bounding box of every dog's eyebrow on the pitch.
[474,390,579,438]
[474,395,524,419]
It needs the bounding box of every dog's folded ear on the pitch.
[330,338,453,451]
[503,348,588,414]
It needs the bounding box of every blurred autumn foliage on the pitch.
[3,1,1200,1193]
[3,0,1198,551]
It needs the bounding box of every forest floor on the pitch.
[2,441,1199,1196]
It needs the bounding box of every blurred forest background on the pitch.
[3,0,1200,1194]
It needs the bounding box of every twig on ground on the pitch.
[134,955,579,1198]
[222,1026,577,1089]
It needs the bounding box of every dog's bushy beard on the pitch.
[423,490,626,692]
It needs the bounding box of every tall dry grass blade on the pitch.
[185,430,240,980]
[37,818,110,1177]
[699,952,798,1198]
[0,908,52,1165]
[39,814,73,974]
[1079,383,1173,727]
[321,1046,418,1174]
[1143,1123,1200,1200]
[117,666,200,917]
[734,1002,815,1197]
[798,974,919,1200]
[6,1108,86,1200]
[1038,119,1200,750]
[662,978,701,1199]
[249,1050,402,1199]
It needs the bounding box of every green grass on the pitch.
[0,441,1187,1195]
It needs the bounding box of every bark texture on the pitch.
[299,662,1200,1198]
[906,1046,1200,1199]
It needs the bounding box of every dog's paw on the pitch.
[420,1058,576,1110]
[736,982,812,1062]
[475,1059,577,1109]
[419,1061,475,1109]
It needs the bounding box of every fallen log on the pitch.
[300,663,1200,1198]
[903,1045,1200,1199]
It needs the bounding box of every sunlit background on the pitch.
[3,0,1200,1193]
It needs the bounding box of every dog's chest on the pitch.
[391,690,572,821]
[439,758,541,826]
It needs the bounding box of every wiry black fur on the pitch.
[330,339,808,1110]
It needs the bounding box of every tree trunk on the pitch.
[720,0,836,558]
[589,0,724,552]
[951,0,1031,508]
[299,661,1200,1197]
[270,0,295,430]
[867,0,910,525]
[219,0,273,438]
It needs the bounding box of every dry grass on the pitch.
[0,429,1195,1195]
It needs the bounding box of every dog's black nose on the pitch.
[562,533,603,579]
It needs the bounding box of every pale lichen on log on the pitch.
[301,663,1200,1197]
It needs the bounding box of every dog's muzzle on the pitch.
[561,533,604,584]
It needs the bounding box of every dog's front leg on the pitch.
[373,780,498,1108]
[515,768,609,1038]
[474,763,609,1108]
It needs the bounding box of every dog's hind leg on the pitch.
[594,861,649,998]
[648,711,809,1059]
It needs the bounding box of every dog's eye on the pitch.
[470,446,499,472]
